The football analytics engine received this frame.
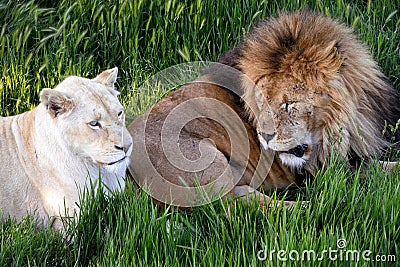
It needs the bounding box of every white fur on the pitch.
[259,138,268,150]
[279,153,306,169]
[0,69,132,229]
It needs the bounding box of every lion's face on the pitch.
[236,11,400,171]
[40,68,133,168]
[253,75,330,169]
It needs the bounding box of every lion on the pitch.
[0,68,133,228]
[127,11,400,209]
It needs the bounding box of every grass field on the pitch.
[1,0,399,266]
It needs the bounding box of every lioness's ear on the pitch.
[93,67,118,89]
[40,89,74,118]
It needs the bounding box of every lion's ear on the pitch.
[40,89,74,118]
[93,67,118,88]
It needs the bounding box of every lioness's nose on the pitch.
[114,145,124,151]
[115,143,132,153]
[124,142,132,153]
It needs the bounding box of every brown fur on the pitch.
[235,11,400,170]
[127,11,399,208]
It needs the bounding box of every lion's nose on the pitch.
[258,131,276,144]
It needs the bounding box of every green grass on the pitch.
[0,0,399,266]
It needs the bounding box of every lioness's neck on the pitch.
[16,106,96,186]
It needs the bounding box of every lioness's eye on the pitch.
[88,121,101,128]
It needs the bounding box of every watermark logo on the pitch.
[257,238,396,262]
[126,62,276,207]
[336,238,347,249]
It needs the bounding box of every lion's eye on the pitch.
[88,121,101,129]
[118,110,123,117]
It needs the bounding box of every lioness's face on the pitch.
[40,68,133,168]
[254,75,329,169]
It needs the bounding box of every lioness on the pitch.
[127,11,400,208]
[0,68,133,228]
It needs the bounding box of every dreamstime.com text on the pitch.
[257,239,396,262]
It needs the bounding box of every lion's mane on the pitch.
[221,11,400,165]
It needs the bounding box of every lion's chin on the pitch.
[278,153,306,169]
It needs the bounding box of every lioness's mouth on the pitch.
[284,144,308,158]
[104,156,127,166]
